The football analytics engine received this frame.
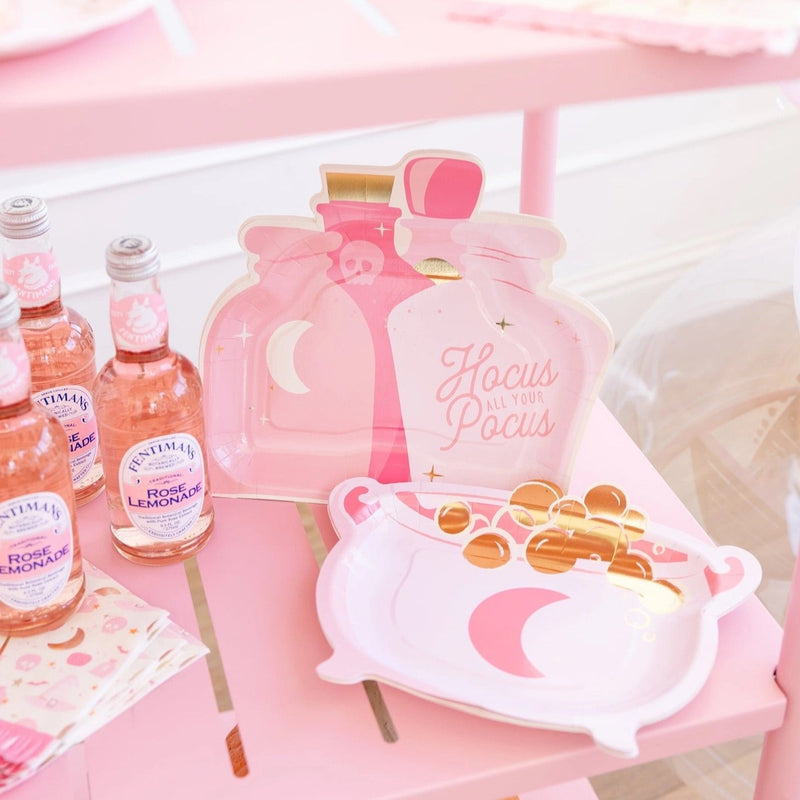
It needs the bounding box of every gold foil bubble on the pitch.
[548,498,587,533]
[547,501,624,557]
[507,505,536,528]
[525,528,576,574]
[463,533,512,569]
[571,528,620,562]
[510,480,564,526]
[624,607,651,630]
[608,552,653,581]
[623,508,648,541]
[437,501,472,535]
[584,484,627,519]
[611,574,684,615]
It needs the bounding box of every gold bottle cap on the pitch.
[414,257,461,282]
[325,172,394,203]
[0,196,50,239]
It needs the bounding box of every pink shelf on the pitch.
[2,0,800,166]
[4,402,784,800]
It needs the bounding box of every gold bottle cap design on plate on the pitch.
[325,172,394,203]
[414,257,461,282]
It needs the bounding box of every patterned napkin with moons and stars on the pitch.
[0,561,207,791]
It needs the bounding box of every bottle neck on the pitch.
[317,201,403,256]
[2,230,62,313]
[0,321,32,414]
[109,275,171,360]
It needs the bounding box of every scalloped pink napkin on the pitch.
[450,0,800,56]
[0,562,207,792]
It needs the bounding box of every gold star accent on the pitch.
[555,319,564,326]
[92,685,98,691]
[216,344,225,355]
[495,316,513,333]
[129,628,138,635]
[423,465,443,482]
[12,679,21,687]
[48,661,55,667]
[269,384,275,391]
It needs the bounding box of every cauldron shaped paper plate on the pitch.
[316,477,761,757]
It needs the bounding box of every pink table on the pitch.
[2,3,800,797]
[4,403,787,800]
[4,0,800,217]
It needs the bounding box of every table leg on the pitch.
[519,108,559,219]
[753,548,800,799]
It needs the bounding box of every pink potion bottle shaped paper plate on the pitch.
[200,151,613,502]
[316,477,762,757]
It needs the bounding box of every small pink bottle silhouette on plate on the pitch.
[316,170,432,484]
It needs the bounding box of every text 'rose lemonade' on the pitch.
[93,236,214,564]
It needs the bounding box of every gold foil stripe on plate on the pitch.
[184,556,250,777]
[295,501,399,744]
[325,172,394,203]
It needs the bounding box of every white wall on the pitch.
[1,82,799,366]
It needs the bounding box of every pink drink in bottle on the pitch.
[0,282,85,635]
[0,196,104,506]
[93,237,214,565]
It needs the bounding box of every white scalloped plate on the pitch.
[0,0,154,59]
[316,477,762,757]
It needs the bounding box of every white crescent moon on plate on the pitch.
[266,320,312,394]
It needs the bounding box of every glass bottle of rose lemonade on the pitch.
[0,196,104,506]
[0,282,85,635]
[93,236,214,565]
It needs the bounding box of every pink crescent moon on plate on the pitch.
[468,587,567,678]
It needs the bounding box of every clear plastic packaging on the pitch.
[601,211,800,579]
